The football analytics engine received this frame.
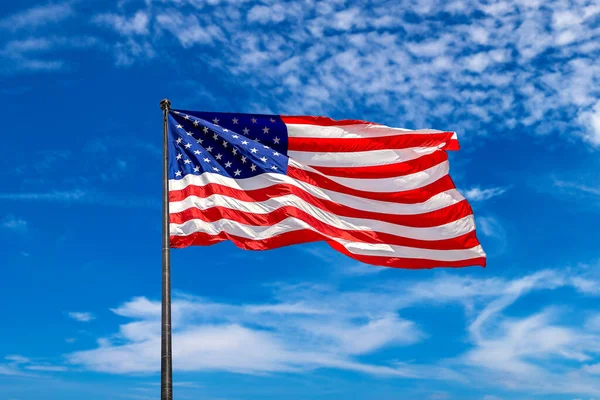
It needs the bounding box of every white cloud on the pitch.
[155,11,222,48]
[0,36,98,73]
[5,355,30,364]
[554,179,600,197]
[64,267,600,399]
[476,216,505,241]
[94,11,150,36]
[0,190,158,209]
[578,101,600,146]
[463,186,508,202]
[24,365,67,372]
[84,0,597,146]
[68,312,95,323]
[0,3,73,31]
[2,215,28,232]
[2,354,66,376]
[0,365,26,376]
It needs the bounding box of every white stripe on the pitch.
[288,147,439,167]
[169,172,465,215]
[289,159,449,192]
[169,193,476,240]
[336,239,486,260]
[286,123,457,139]
[170,218,483,261]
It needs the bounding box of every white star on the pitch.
[273,137,280,144]
[206,146,213,152]
[241,156,247,163]
[184,115,190,120]
[270,118,275,123]
[176,124,183,129]
[273,151,279,156]
[215,153,223,160]
[263,145,270,149]
[176,138,183,144]
[175,171,182,177]
[234,169,241,176]
[263,127,269,134]
[225,161,232,168]
[222,140,228,148]
[241,140,248,145]
[176,154,182,160]
[193,166,200,172]
[194,150,201,155]
[260,157,267,162]
[232,135,239,139]
[223,129,229,132]
[250,164,257,172]
[184,159,191,164]
[250,148,258,153]
[203,158,210,163]
[185,143,192,149]
[212,117,219,124]
[213,133,218,140]
[243,127,249,134]
[193,120,199,127]
[232,148,238,155]
[254,137,260,142]
[186,131,193,136]
[196,138,203,144]
[213,167,219,172]
[172,111,180,115]
[271,165,278,170]
[203,127,209,133]
[251,118,257,123]
[232,118,238,124]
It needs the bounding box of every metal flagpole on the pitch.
[160,98,173,400]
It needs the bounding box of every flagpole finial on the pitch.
[160,98,171,111]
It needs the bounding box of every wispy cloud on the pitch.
[0,190,158,209]
[554,179,600,197]
[83,0,600,147]
[463,186,508,202]
[578,101,600,145]
[0,36,98,73]
[67,312,95,323]
[24,365,67,372]
[1,354,66,376]
[5,355,30,364]
[93,11,150,36]
[65,267,600,398]
[2,215,28,233]
[0,3,74,31]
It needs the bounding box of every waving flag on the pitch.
[167,110,486,269]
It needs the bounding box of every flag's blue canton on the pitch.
[167,110,289,180]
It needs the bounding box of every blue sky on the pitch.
[1,0,600,399]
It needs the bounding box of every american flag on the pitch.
[167,110,486,269]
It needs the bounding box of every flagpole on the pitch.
[160,98,173,400]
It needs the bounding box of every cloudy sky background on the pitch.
[1,0,600,399]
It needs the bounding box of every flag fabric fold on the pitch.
[167,110,486,269]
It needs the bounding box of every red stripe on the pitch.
[310,151,448,179]
[288,132,457,152]
[287,165,455,203]
[169,183,473,228]
[446,138,460,151]
[170,231,485,269]
[281,115,378,126]
[170,205,481,250]
[327,240,486,269]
